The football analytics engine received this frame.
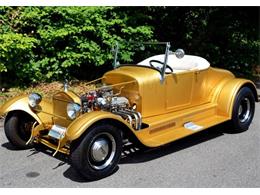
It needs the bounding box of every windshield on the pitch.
[112,42,171,73]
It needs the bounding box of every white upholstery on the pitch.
[137,54,210,73]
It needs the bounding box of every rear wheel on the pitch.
[230,87,255,132]
[70,124,122,180]
[4,111,37,149]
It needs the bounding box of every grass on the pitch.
[0,81,95,106]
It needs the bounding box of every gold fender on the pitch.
[0,95,53,124]
[216,79,258,117]
[0,95,42,122]
[65,111,136,141]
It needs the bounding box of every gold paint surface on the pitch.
[0,65,257,151]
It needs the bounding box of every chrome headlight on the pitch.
[67,103,81,120]
[28,93,42,108]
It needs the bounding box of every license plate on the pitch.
[48,125,67,139]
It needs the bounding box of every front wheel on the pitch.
[70,123,123,180]
[4,111,37,149]
[229,87,255,132]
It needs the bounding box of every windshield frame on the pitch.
[112,41,171,82]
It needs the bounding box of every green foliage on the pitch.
[0,7,153,85]
[0,7,259,86]
[0,33,39,78]
[145,7,259,78]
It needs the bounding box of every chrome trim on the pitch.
[113,110,133,127]
[135,111,142,129]
[238,97,251,123]
[175,48,185,59]
[126,109,142,130]
[112,42,119,69]
[113,109,142,130]
[64,79,68,92]
[160,42,171,83]
[28,93,42,108]
[90,138,109,162]
[88,132,116,170]
[119,109,139,130]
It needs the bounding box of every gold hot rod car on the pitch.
[0,42,258,180]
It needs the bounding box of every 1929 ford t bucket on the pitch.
[0,42,258,180]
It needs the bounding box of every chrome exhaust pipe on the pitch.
[113,110,133,127]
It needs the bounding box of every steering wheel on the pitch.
[149,60,173,73]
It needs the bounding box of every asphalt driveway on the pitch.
[0,98,259,187]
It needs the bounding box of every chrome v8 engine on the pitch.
[80,86,142,130]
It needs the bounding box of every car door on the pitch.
[165,71,194,111]
[190,69,211,105]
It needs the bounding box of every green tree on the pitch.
[0,7,259,86]
[0,7,153,85]
[143,7,259,78]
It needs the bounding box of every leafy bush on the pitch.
[0,7,259,87]
[143,7,259,79]
[0,7,153,85]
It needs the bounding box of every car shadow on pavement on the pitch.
[1,142,20,150]
[119,124,225,165]
[63,165,120,183]
[1,123,227,183]
[63,124,226,183]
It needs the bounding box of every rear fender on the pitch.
[216,79,258,118]
[65,111,136,141]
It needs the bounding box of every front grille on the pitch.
[52,92,74,126]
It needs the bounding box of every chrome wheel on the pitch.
[70,124,122,180]
[89,132,116,170]
[91,138,109,162]
[238,97,251,123]
[230,87,255,133]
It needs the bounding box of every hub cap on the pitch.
[89,132,116,170]
[238,97,251,123]
[91,138,109,162]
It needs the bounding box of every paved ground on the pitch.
[0,94,259,187]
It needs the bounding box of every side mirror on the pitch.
[175,49,185,59]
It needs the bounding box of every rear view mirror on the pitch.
[175,49,185,59]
